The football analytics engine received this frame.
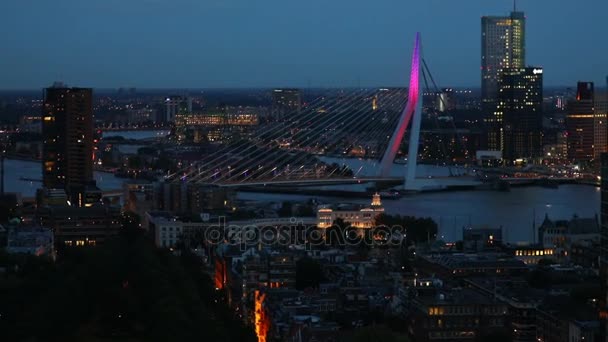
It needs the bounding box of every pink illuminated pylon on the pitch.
[379,32,422,178]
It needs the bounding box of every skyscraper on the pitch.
[566,82,595,161]
[42,85,94,206]
[482,11,526,150]
[498,67,543,162]
[594,92,608,159]
[271,89,301,121]
[164,95,192,122]
[600,153,608,341]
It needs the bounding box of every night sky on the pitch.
[1,0,606,89]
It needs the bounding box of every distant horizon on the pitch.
[0,84,605,93]
[2,0,607,89]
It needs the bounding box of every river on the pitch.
[238,157,601,244]
[3,133,600,244]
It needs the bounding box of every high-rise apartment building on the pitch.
[594,93,608,159]
[498,67,543,162]
[42,85,95,205]
[482,11,526,150]
[164,95,192,122]
[566,82,595,161]
[600,153,608,341]
[271,89,301,121]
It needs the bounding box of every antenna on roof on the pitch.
[513,0,517,12]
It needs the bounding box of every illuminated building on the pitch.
[164,95,191,122]
[156,182,234,214]
[317,193,384,229]
[175,112,258,126]
[37,204,121,247]
[436,88,454,113]
[497,67,543,162]
[127,108,158,124]
[481,11,526,150]
[462,226,502,251]
[268,254,296,289]
[601,153,608,341]
[42,85,97,206]
[175,112,259,142]
[594,93,608,159]
[566,82,595,161]
[409,288,508,342]
[513,247,555,265]
[271,88,301,120]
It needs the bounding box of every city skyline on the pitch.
[1,0,607,89]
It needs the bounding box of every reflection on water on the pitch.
[241,157,600,244]
[238,185,599,244]
[102,130,170,140]
[4,155,599,244]
[4,159,125,197]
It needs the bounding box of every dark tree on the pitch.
[296,257,324,290]
[0,227,256,341]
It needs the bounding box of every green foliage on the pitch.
[375,214,438,244]
[295,203,315,217]
[0,229,256,341]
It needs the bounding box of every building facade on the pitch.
[600,153,608,341]
[566,82,595,161]
[271,89,301,121]
[481,11,526,150]
[164,95,191,122]
[594,93,608,159]
[497,67,543,162]
[42,86,95,206]
[37,204,122,247]
[317,193,384,229]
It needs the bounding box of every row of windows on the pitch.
[64,239,96,246]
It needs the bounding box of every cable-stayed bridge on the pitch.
[166,33,481,191]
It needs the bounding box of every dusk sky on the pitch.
[1,0,606,89]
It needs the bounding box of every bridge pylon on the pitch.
[379,33,423,190]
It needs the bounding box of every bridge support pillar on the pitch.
[379,33,422,190]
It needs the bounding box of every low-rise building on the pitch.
[462,226,503,251]
[409,288,508,342]
[466,277,544,342]
[512,245,557,265]
[420,253,528,277]
[6,226,54,257]
[37,204,122,247]
[538,214,600,259]
[146,211,213,248]
[317,193,384,229]
[123,180,156,222]
[536,295,599,342]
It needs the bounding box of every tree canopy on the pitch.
[0,227,255,341]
